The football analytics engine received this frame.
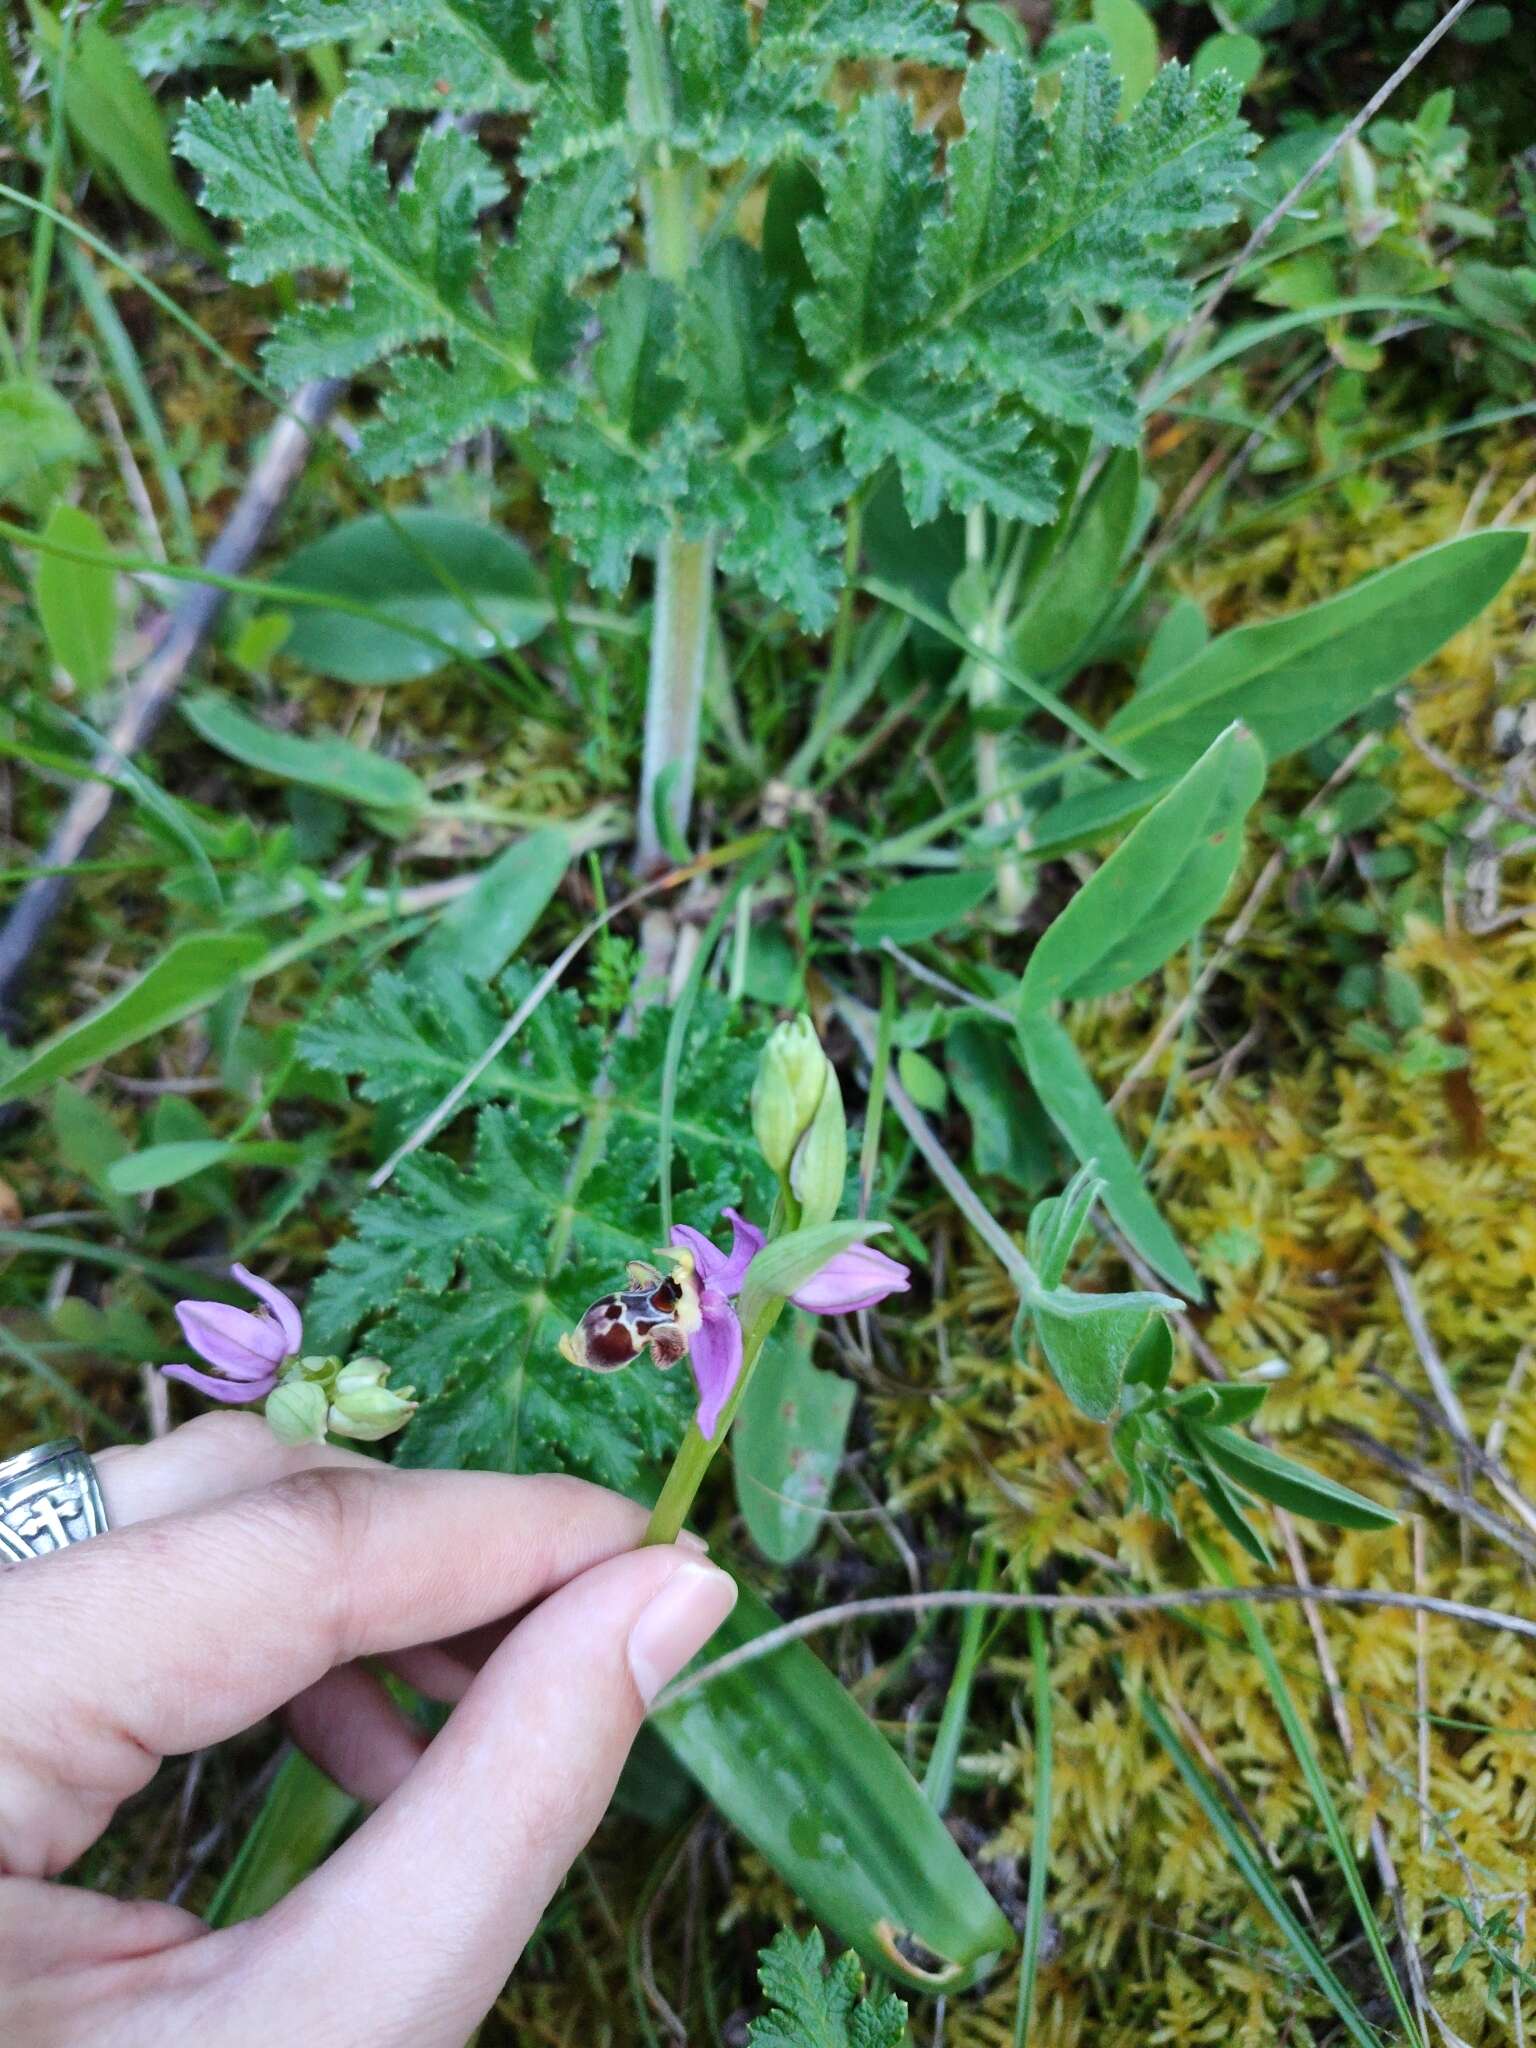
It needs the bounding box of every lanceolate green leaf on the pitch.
[1108,530,1527,775]
[1196,1425,1398,1531]
[1020,722,1264,1011]
[854,870,994,946]
[35,503,116,694]
[654,1582,1017,1993]
[182,692,426,816]
[1016,1012,1201,1298]
[64,20,221,255]
[0,933,266,1106]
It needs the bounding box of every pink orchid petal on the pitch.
[791,1244,911,1315]
[688,1289,743,1441]
[712,1208,766,1294]
[162,1361,278,1404]
[670,1223,729,1287]
[174,1299,290,1378]
[230,1262,303,1356]
[670,1208,765,1298]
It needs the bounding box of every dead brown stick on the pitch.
[0,378,344,1020]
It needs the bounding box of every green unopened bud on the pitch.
[789,1059,847,1226]
[327,1357,417,1442]
[265,1378,329,1446]
[752,1014,830,1176]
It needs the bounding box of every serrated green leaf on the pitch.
[760,0,964,66]
[302,970,774,1489]
[749,1929,909,2048]
[798,94,939,372]
[272,0,544,112]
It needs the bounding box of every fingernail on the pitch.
[628,1561,737,1705]
[676,1529,710,1553]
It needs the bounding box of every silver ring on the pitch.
[0,1438,110,1562]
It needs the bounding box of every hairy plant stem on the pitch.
[624,0,718,873]
[963,511,1031,919]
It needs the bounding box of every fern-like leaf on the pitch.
[302,967,772,1487]
[749,1930,908,2048]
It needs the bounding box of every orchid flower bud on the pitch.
[327,1357,418,1442]
[789,1059,847,1227]
[751,1014,829,1176]
[264,1378,329,1446]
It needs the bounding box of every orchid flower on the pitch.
[561,1208,909,1438]
[163,1264,303,1404]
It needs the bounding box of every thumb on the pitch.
[217,1544,735,2048]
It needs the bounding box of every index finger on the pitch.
[0,1461,651,1878]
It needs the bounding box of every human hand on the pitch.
[0,1414,736,2047]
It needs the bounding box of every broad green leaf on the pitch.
[1090,0,1157,106]
[1009,446,1140,675]
[35,504,117,693]
[410,829,571,984]
[65,21,221,255]
[0,933,267,1106]
[1192,31,1263,90]
[854,870,993,947]
[735,1317,856,1564]
[181,691,426,815]
[1197,1425,1398,1531]
[654,1581,1017,1993]
[1016,1011,1201,1297]
[270,513,548,685]
[0,380,94,507]
[1108,531,1527,775]
[1020,722,1265,1010]
[1026,1285,1169,1420]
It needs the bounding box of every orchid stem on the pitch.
[643,1296,785,1546]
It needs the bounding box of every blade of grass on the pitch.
[1196,1539,1423,2047]
[0,1322,127,1438]
[63,241,196,558]
[1013,1586,1054,2048]
[24,0,82,373]
[858,577,1145,778]
[923,1541,997,1814]
[1138,1685,1384,2048]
